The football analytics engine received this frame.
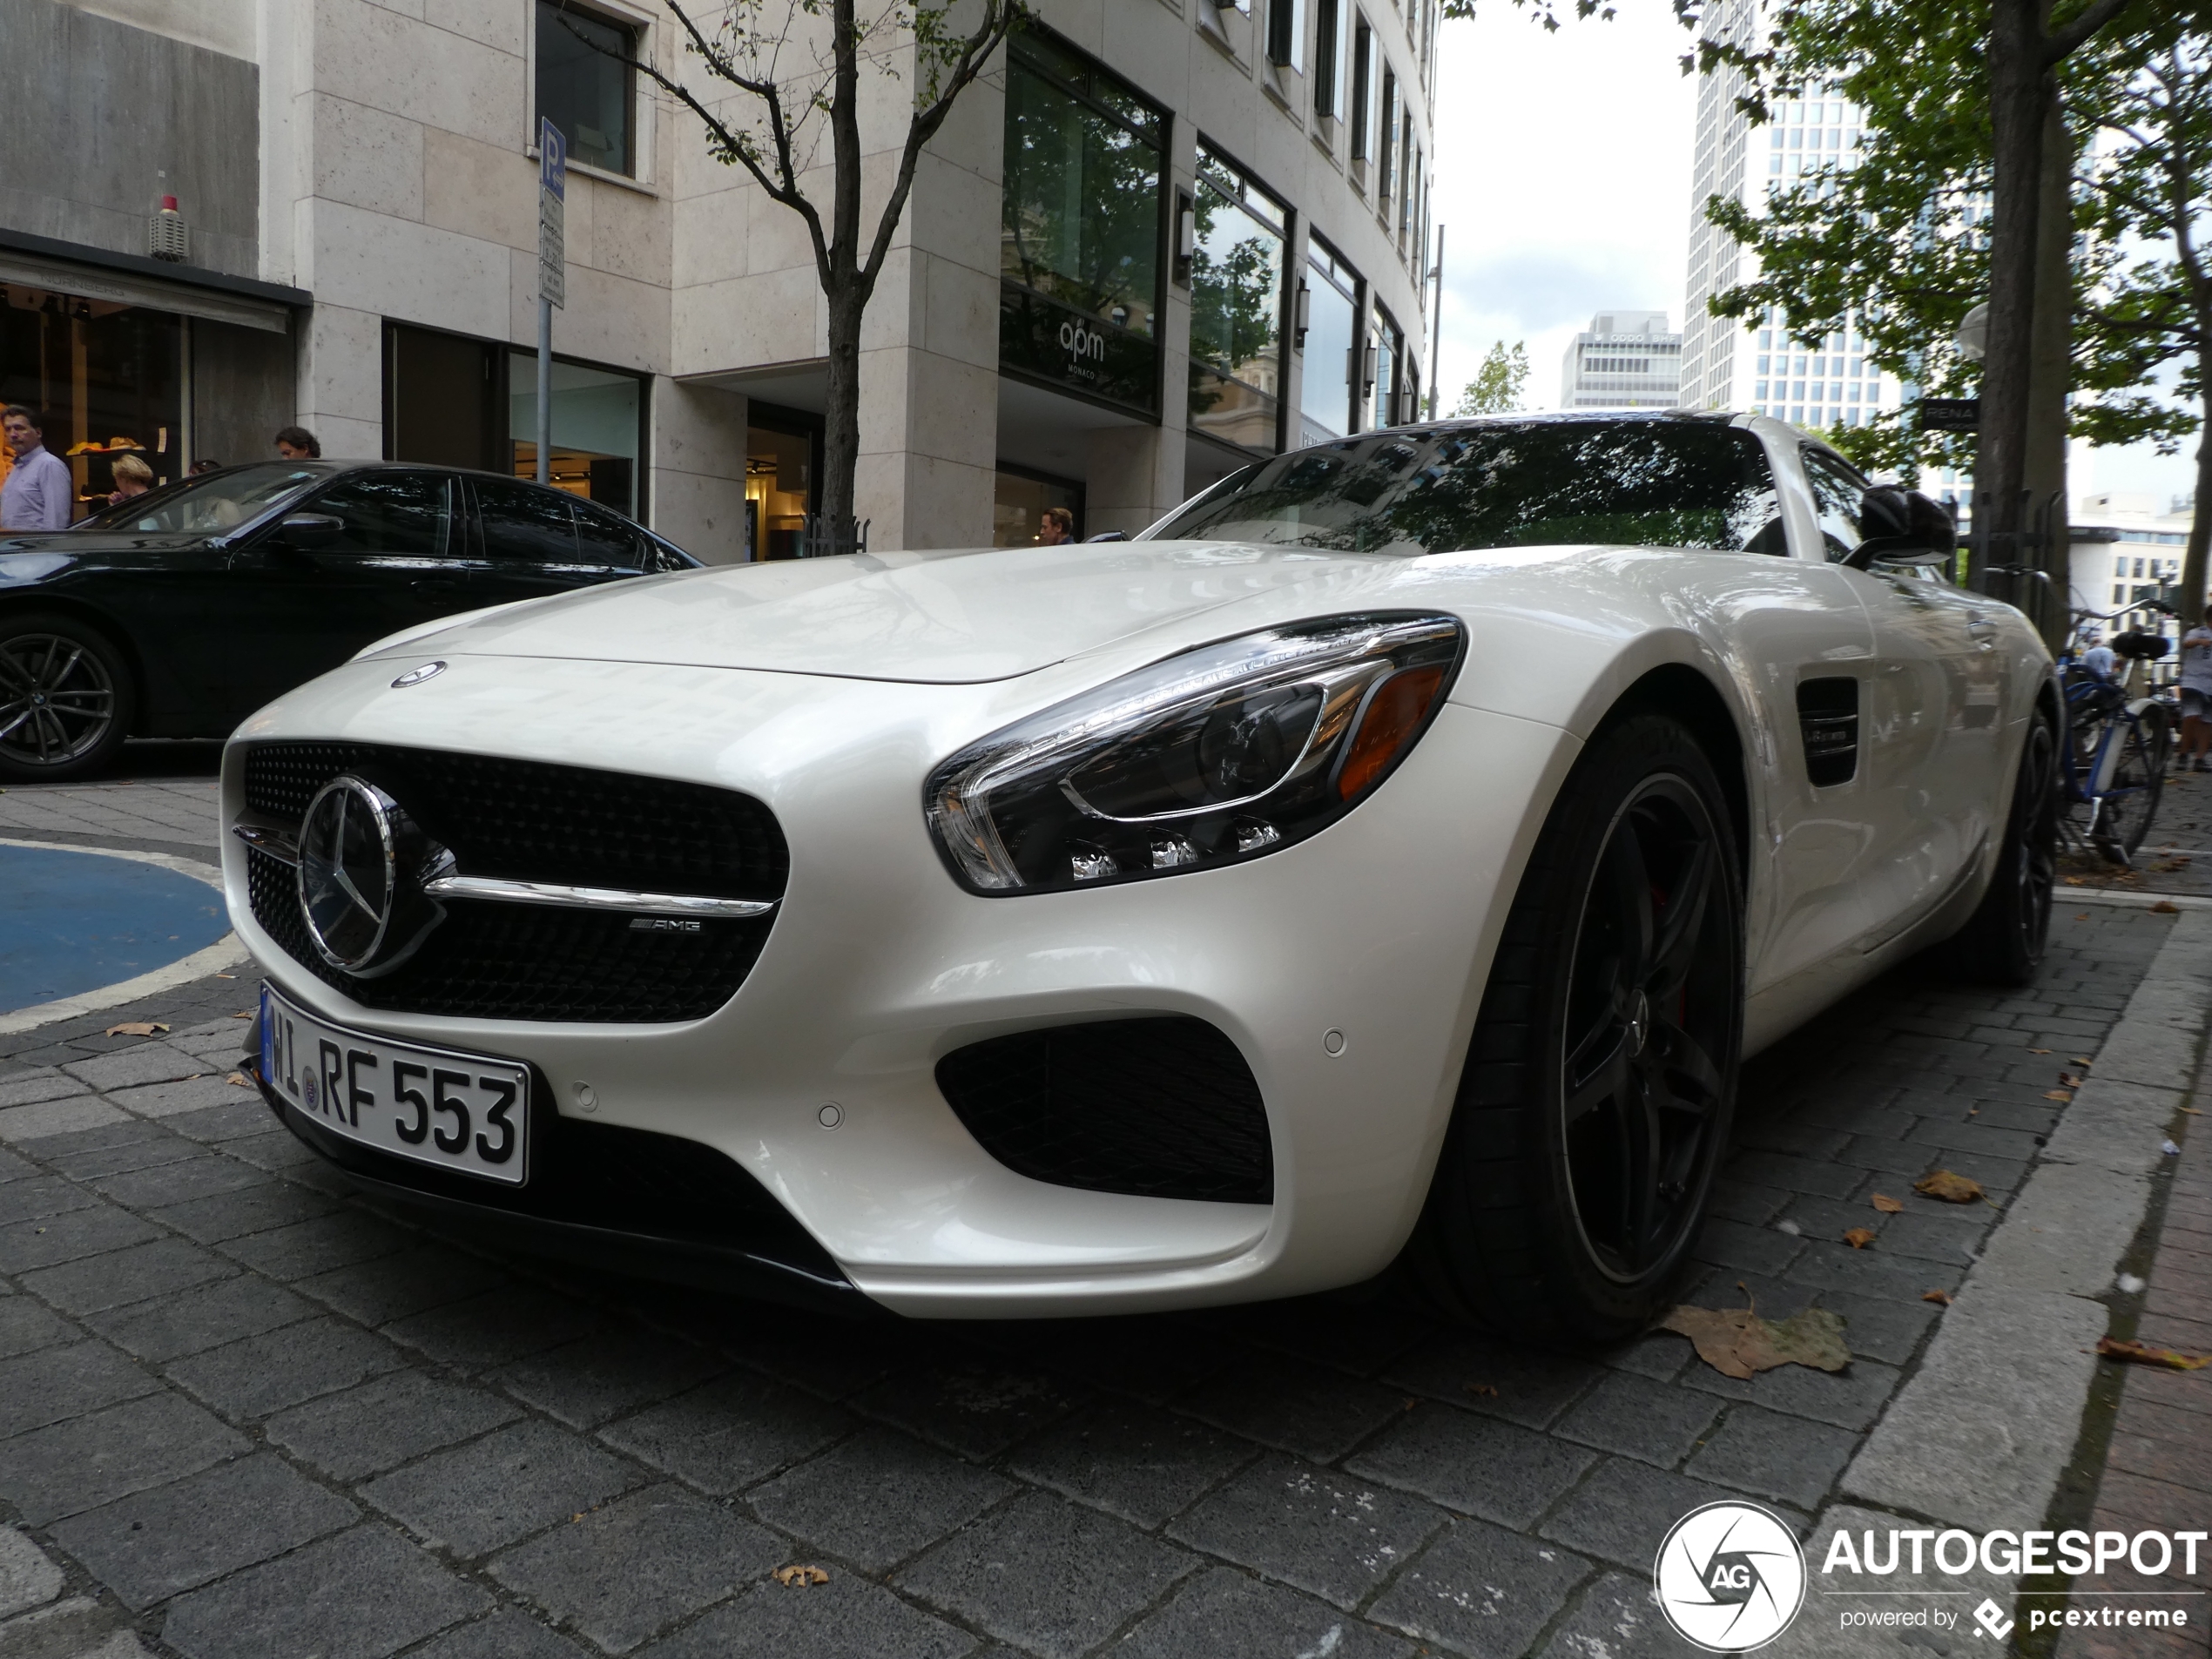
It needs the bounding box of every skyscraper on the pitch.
[1678,0,1897,434]
[1560,313,1683,409]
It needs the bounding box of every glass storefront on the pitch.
[1000,33,1165,416]
[508,353,642,514]
[1188,144,1288,455]
[992,466,1082,547]
[0,286,184,519]
[1298,237,1359,447]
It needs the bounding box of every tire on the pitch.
[1409,713,1744,1344]
[2091,707,2164,866]
[0,611,135,783]
[1948,707,2057,986]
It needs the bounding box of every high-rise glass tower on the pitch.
[1679,0,1897,434]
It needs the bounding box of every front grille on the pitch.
[243,742,786,1022]
[245,742,786,900]
[935,1016,1273,1203]
[279,1091,839,1273]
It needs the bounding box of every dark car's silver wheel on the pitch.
[1410,712,1743,1343]
[0,616,133,782]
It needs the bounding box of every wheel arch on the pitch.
[1588,662,1752,877]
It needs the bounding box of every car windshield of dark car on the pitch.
[1146,421,1784,556]
[77,465,322,536]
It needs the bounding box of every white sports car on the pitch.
[225,412,2055,1340]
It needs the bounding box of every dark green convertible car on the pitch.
[0,462,697,781]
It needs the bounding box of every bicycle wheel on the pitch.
[2093,709,2166,865]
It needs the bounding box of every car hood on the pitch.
[367,542,1408,683]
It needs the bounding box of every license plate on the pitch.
[260,982,529,1185]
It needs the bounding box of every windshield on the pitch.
[75,465,323,535]
[1147,420,1786,556]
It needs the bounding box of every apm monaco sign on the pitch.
[1655,1506,2209,1650]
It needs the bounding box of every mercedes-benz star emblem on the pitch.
[298,777,399,971]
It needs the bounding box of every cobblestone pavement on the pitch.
[0,776,2187,1658]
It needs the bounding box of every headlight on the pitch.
[925,612,1465,894]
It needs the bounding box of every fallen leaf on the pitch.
[773,1565,830,1588]
[2074,913,2091,921]
[2074,1057,2093,1067]
[2097,1337,2210,1372]
[1844,1227,1876,1249]
[2045,1089,2074,1103]
[104,1022,168,1037]
[1871,1194,1905,1214]
[225,1072,248,1087]
[2063,876,2086,886]
[1922,1289,1952,1305]
[2151,900,2182,914]
[2060,1072,2082,1087]
[2182,1107,2204,1116]
[2028,1048,2053,1055]
[1657,1285,1851,1381]
[1464,1383,1499,1397]
[1915,1170,1986,1204]
[229,1012,252,1020]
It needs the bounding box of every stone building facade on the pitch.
[3,0,1435,558]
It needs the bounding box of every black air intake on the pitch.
[1796,677,1860,787]
[935,1016,1273,1203]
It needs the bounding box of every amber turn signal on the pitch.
[1338,665,1447,800]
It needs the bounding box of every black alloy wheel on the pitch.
[1951,706,2059,985]
[1410,712,1743,1343]
[1559,777,1736,1283]
[0,614,133,782]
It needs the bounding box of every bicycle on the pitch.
[2056,605,2173,865]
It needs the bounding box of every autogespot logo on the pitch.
[1656,1501,1808,1651]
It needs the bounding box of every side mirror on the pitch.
[1845,536,1951,570]
[277,512,343,550]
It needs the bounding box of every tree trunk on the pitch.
[2187,373,2212,629]
[2023,94,2074,651]
[1977,0,2048,585]
[819,0,866,533]
[820,290,865,530]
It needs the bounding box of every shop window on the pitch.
[745,410,819,560]
[1188,144,1289,456]
[993,466,1083,547]
[1371,308,1402,427]
[537,0,636,176]
[507,351,643,514]
[999,32,1165,416]
[0,285,183,521]
[1298,238,1360,445]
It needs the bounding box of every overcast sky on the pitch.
[1425,11,2197,511]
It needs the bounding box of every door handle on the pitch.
[411,577,461,597]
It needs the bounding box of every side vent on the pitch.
[1797,677,1860,786]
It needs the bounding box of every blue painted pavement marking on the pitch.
[0,844,228,1013]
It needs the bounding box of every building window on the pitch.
[1189,144,1290,455]
[1314,0,1342,116]
[1351,17,1373,159]
[1378,69,1398,201]
[745,406,819,560]
[1371,307,1403,426]
[999,31,1165,415]
[993,462,1083,546]
[1299,236,1360,445]
[536,2,637,176]
[1266,0,1303,70]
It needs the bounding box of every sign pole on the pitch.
[536,118,567,489]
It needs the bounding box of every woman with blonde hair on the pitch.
[106,453,153,504]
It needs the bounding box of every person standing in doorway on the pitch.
[273,426,321,459]
[2178,618,2212,773]
[1,408,74,529]
[1037,506,1074,546]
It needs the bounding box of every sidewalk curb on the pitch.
[1778,907,2212,1656]
[0,838,246,1035]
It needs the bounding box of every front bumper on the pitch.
[224,651,1575,1317]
